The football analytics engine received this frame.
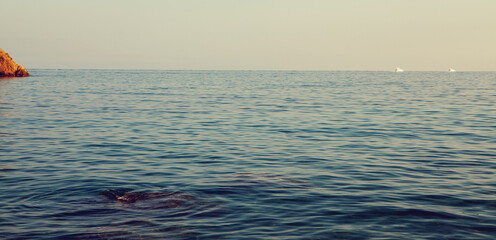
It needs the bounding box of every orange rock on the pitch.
[0,48,29,77]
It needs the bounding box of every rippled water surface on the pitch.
[1,70,495,239]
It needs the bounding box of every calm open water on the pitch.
[1,70,495,239]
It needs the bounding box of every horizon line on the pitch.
[25,68,495,72]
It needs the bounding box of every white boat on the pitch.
[395,67,404,72]
[449,68,456,72]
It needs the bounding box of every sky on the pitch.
[1,0,495,71]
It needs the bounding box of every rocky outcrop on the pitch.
[0,48,29,77]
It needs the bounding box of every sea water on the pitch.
[1,70,495,239]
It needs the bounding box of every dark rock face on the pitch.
[0,49,29,77]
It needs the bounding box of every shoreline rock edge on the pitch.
[0,49,29,77]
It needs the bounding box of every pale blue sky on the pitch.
[1,0,495,70]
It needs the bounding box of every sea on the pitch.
[1,70,495,239]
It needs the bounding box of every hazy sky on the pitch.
[1,0,495,71]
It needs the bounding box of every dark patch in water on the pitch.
[101,189,196,209]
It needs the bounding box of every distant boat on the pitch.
[395,67,404,72]
[449,68,456,72]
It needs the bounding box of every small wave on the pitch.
[51,208,121,218]
[350,206,477,221]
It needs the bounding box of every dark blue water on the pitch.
[1,70,495,239]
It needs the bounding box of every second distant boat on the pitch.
[395,67,404,72]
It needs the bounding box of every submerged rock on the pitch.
[101,189,195,208]
[0,49,29,77]
[102,189,169,203]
